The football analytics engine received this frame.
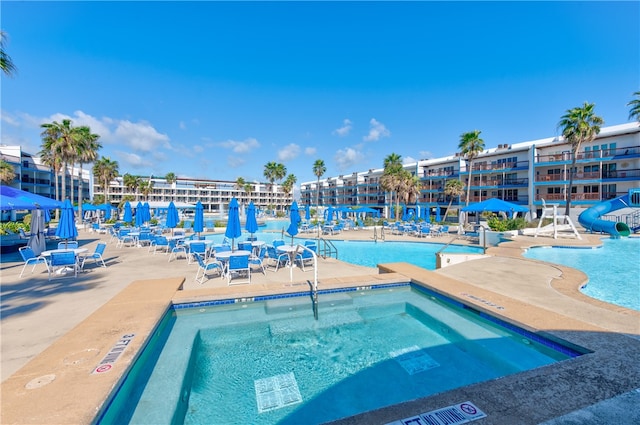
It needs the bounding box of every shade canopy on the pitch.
[193,201,204,234]
[245,201,258,235]
[0,186,63,211]
[225,198,242,250]
[461,198,529,216]
[56,199,78,246]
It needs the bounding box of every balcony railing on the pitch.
[538,146,640,163]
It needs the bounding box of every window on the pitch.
[583,186,599,193]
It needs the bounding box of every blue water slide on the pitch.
[578,194,631,237]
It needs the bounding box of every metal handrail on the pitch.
[315,237,338,259]
[295,244,319,320]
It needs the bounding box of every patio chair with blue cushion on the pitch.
[81,242,107,269]
[194,254,224,284]
[150,235,169,254]
[227,254,250,285]
[265,245,289,272]
[295,244,316,272]
[168,239,188,262]
[188,241,209,264]
[48,251,79,280]
[249,246,267,275]
[18,246,49,278]
[58,241,79,250]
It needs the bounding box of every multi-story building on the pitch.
[0,145,91,205]
[1,146,292,214]
[92,176,292,214]
[300,122,640,218]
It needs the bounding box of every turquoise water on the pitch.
[523,237,640,311]
[97,286,578,424]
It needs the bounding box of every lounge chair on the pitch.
[227,254,250,285]
[168,239,188,262]
[295,244,316,271]
[188,241,209,264]
[81,242,107,269]
[194,254,223,283]
[18,246,49,278]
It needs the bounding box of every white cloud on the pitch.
[403,156,417,164]
[219,137,260,153]
[363,118,390,142]
[419,150,433,159]
[278,143,301,162]
[333,119,352,137]
[117,151,153,169]
[228,156,246,168]
[193,145,205,153]
[304,147,317,155]
[179,121,187,130]
[334,147,363,171]
[114,120,171,152]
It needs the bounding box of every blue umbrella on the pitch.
[435,206,441,223]
[0,186,63,210]
[304,204,311,221]
[225,198,242,250]
[135,202,145,227]
[286,201,301,245]
[245,201,258,238]
[193,201,204,237]
[143,202,151,223]
[166,201,180,234]
[56,199,78,248]
[44,209,51,223]
[123,201,133,223]
[103,204,111,220]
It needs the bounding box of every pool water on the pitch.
[97,285,582,424]
[523,237,640,311]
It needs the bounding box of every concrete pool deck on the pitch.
[1,227,639,424]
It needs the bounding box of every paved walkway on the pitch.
[1,226,639,424]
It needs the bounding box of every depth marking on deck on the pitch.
[92,333,135,374]
[461,292,505,310]
[385,401,486,425]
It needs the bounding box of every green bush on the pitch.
[487,215,526,231]
[0,221,30,235]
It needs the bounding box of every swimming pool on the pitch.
[523,237,640,311]
[96,284,584,424]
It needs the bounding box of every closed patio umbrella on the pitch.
[56,199,78,249]
[193,201,204,238]
[245,201,258,239]
[123,201,133,223]
[166,201,180,234]
[286,201,301,245]
[225,198,242,251]
[304,204,311,222]
[143,202,151,223]
[135,202,145,227]
[28,208,46,256]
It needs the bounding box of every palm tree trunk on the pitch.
[70,163,75,209]
[61,162,68,201]
[443,198,454,222]
[77,164,83,224]
[465,163,473,206]
[564,157,577,217]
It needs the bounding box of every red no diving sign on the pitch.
[92,334,135,374]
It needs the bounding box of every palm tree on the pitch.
[282,174,297,198]
[139,179,154,201]
[398,170,420,206]
[123,173,141,201]
[235,177,245,202]
[40,119,80,203]
[263,162,287,191]
[165,172,177,201]
[458,130,485,206]
[442,179,464,221]
[75,126,101,222]
[243,182,254,201]
[628,91,640,122]
[38,144,62,218]
[0,31,16,76]
[0,159,15,184]
[380,153,403,220]
[558,102,604,216]
[312,159,326,225]
[93,156,119,204]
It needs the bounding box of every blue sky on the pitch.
[2,1,638,188]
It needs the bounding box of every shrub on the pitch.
[487,215,526,231]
